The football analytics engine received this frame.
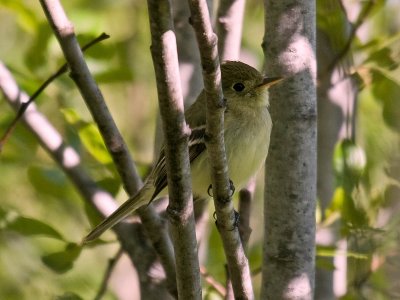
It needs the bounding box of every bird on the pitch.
[83,61,282,243]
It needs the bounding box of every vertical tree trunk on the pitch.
[262,1,317,299]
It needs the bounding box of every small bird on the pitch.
[83,61,282,243]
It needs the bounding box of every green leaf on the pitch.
[316,256,335,271]
[358,0,386,22]
[326,187,345,216]
[77,33,115,60]
[0,0,39,33]
[0,207,7,220]
[61,107,82,125]
[326,187,368,229]
[83,202,104,229]
[55,292,84,300]
[333,139,366,190]
[365,47,398,71]
[96,177,121,196]
[24,22,52,71]
[0,116,39,163]
[61,108,113,164]
[371,70,400,131]
[94,68,133,83]
[317,0,349,53]
[27,165,68,197]
[6,216,64,240]
[41,243,82,274]
[317,245,368,259]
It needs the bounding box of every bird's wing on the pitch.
[151,125,207,199]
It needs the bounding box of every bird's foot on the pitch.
[213,209,240,231]
[207,179,236,198]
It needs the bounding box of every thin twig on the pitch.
[326,0,375,73]
[0,33,109,152]
[200,266,226,297]
[187,0,254,299]
[94,248,124,300]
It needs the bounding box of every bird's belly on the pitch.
[191,122,270,198]
[226,127,269,190]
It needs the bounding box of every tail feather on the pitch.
[83,182,154,244]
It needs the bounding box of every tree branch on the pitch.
[147,0,201,299]
[262,0,317,298]
[94,248,124,300]
[38,0,176,295]
[216,0,246,61]
[187,1,254,299]
[200,265,226,297]
[238,179,255,251]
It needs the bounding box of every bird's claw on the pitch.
[207,184,213,197]
[229,179,235,197]
[213,209,240,231]
[207,179,236,198]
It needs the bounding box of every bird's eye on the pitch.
[232,82,245,92]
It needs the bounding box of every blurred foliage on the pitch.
[0,0,400,299]
[317,0,400,299]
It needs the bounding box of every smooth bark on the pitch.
[262,0,317,299]
[147,0,202,299]
[38,0,176,296]
[188,0,254,299]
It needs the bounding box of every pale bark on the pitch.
[38,0,176,296]
[147,0,202,299]
[262,0,317,299]
[188,0,254,299]
[216,0,245,61]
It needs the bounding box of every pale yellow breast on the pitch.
[190,109,272,198]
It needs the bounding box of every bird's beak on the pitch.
[256,77,283,89]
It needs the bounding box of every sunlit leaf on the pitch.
[327,187,368,230]
[61,108,81,124]
[317,245,368,259]
[61,108,113,164]
[41,243,82,274]
[326,187,345,215]
[333,139,366,189]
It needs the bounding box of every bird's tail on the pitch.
[82,181,154,244]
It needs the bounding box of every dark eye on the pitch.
[232,82,245,92]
